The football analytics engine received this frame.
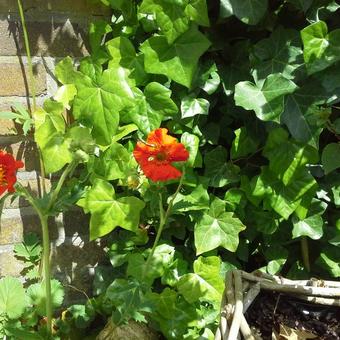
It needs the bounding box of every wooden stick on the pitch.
[241,271,340,297]
[291,294,340,307]
[240,314,255,340]
[243,283,261,313]
[228,270,243,340]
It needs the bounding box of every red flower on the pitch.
[133,128,189,182]
[0,150,24,196]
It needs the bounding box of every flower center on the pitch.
[156,152,167,161]
[0,165,7,185]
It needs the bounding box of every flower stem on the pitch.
[143,170,185,278]
[40,213,53,334]
[17,0,36,112]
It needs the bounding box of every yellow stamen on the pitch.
[0,164,7,185]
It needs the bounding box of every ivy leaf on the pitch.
[147,288,198,339]
[235,74,297,122]
[180,132,201,167]
[177,256,224,307]
[185,0,210,27]
[89,20,112,53]
[316,246,340,277]
[105,278,152,324]
[251,27,304,81]
[292,214,323,239]
[231,127,259,159]
[171,183,210,213]
[301,21,340,74]
[90,143,136,180]
[126,82,177,134]
[0,277,26,319]
[33,100,72,174]
[77,179,145,239]
[265,246,288,275]
[204,146,240,187]
[106,37,147,85]
[195,198,246,254]
[140,25,211,88]
[321,143,340,174]
[139,0,190,44]
[220,0,268,25]
[181,96,210,118]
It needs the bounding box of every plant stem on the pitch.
[40,213,53,334]
[17,0,36,112]
[301,237,310,272]
[143,170,185,278]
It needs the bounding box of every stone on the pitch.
[0,19,89,57]
[97,319,159,340]
[0,58,46,96]
[0,245,25,277]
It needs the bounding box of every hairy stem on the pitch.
[40,213,53,334]
[17,0,36,112]
[143,170,185,278]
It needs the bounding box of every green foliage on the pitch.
[5,0,340,338]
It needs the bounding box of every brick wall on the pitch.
[0,0,110,301]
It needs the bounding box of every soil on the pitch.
[245,291,340,340]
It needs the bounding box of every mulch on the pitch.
[245,291,340,339]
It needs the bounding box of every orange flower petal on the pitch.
[141,162,182,182]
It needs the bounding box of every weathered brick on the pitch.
[0,59,46,96]
[0,19,89,57]
[0,245,25,277]
[0,0,111,16]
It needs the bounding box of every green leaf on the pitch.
[316,246,340,277]
[287,0,313,12]
[204,146,240,187]
[139,0,190,44]
[251,27,304,81]
[235,74,297,122]
[77,179,145,239]
[90,143,136,180]
[140,25,211,88]
[106,37,147,85]
[53,84,77,109]
[0,277,26,319]
[171,183,210,212]
[195,198,246,254]
[33,100,72,173]
[220,0,268,25]
[185,0,210,27]
[177,256,224,307]
[230,127,259,159]
[105,278,152,324]
[265,246,288,275]
[27,279,64,316]
[321,143,340,174]
[181,96,210,118]
[89,20,112,52]
[301,21,340,74]
[126,82,177,134]
[112,124,138,142]
[180,132,201,167]
[281,80,332,148]
[292,214,323,239]
[14,233,42,261]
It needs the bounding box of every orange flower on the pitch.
[0,150,24,196]
[133,128,189,182]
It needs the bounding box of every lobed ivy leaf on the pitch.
[231,127,259,159]
[321,143,340,174]
[140,25,211,88]
[235,73,297,122]
[220,0,268,25]
[177,256,224,307]
[301,21,340,75]
[195,197,246,254]
[181,95,210,119]
[77,179,145,240]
